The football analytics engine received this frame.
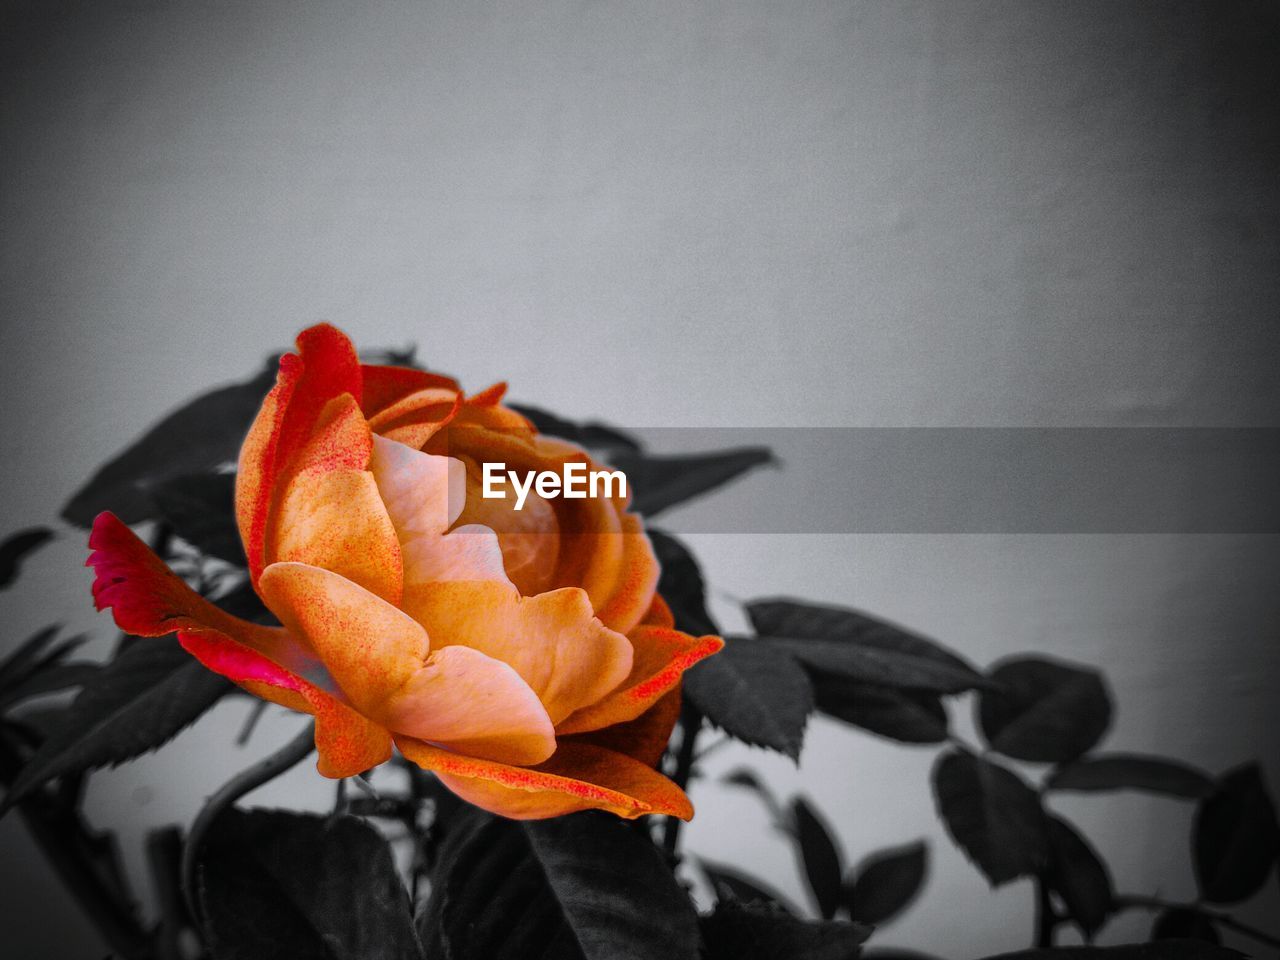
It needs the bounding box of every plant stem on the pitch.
[661,704,702,860]
[1113,893,1280,949]
[1034,876,1057,948]
[181,721,316,927]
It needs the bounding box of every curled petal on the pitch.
[360,364,459,417]
[400,580,632,725]
[88,512,386,778]
[641,594,676,629]
[89,512,310,674]
[590,514,660,634]
[258,562,427,715]
[396,737,693,820]
[236,324,364,584]
[180,629,391,778]
[268,395,403,603]
[568,689,682,769]
[556,627,723,735]
[366,388,460,449]
[383,646,555,766]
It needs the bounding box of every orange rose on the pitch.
[88,324,722,820]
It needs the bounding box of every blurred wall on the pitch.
[2,1,1278,956]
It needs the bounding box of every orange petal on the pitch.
[396,737,693,820]
[258,562,427,715]
[236,325,364,584]
[369,436,509,586]
[400,581,632,725]
[89,512,312,675]
[556,627,723,735]
[181,629,391,778]
[641,594,676,629]
[366,387,461,448]
[268,396,403,603]
[88,512,386,778]
[591,514,660,634]
[382,646,555,766]
[360,364,460,418]
[568,688,682,769]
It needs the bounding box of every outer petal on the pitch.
[269,396,403,603]
[368,436,509,586]
[258,562,427,715]
[236,325,364,584]
[366,388,461,449]
[556,627,723,735]
[590,514,660,634]
[568,689,682,769]
[382,646,555,766]
[641,594,676,629]
[399,580,632,725]
[88,512,389,778]
[396,737,693,821]
[180,629,391,778]
[360,364,459,418]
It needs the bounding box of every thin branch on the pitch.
[660,704,703,861]
[1113,893,1280,949]
[181,721,316,926]
[234,699,268,746]
[1034,876,1058,948]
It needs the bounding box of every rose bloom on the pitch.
[88,325,722,820]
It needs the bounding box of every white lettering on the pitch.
[482,461,507,500]
[562,461,587,498]
[535,471,561,499]
[591,470,627,500]
[509,469,535,512]
[481,463,628,510]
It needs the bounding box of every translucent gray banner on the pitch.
[451,428,1280,534]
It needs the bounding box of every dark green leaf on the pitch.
[612,447,774,517]
[790,797,844,920]
[700,902,870,960]
[1046,755,1212,799]
[525,812,701,960]
[61,360,276,527]
[197,808,422,960]
[149,473,246,565]
[419,808,580,960]
[845,840,927,926]
[747,598,987,694]
[2,642,229,811]
[421,806,698,960]
[1045,816,1112,940]
[0,527,54,588]
[648,529,718,635]
[978,657,1111,763]
[1193,763,1279,904]
[683,638,814,759]
[812,677,949,744]
[1151,910,1219,944]
[932,748,1049,886]
[0,625,83,693]
[0,661,101,712]
[700,859,797,913]
[981,943,1244,959]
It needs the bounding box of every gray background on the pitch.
[2,0,1278,955]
